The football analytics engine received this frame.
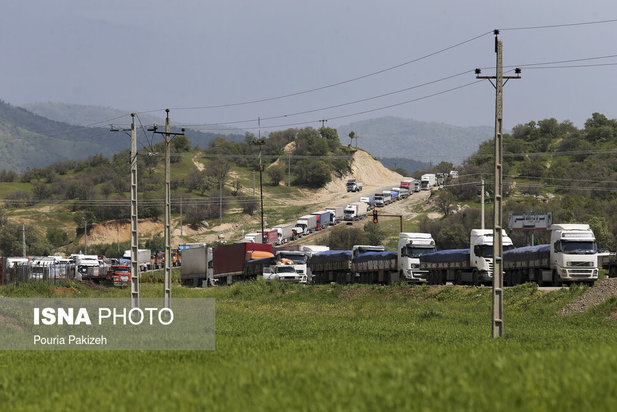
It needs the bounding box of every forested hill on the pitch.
[0,100,127,172]
[429,113,617,251]
[0,100,244,171]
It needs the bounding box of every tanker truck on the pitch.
[503,223,598,286]
[421,229,514,285]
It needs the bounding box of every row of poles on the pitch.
[112,30,519,337]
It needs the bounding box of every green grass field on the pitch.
[1,281,617,411]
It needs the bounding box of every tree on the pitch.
[434,190,456,216]
[185,203,209,229]
[185,168,205,193]
[267,164,284,186]
[239,195,258,215]
[46,227,69,248]
[434,223,467,250]
[328,225,367,250]
[348,131,355,147]
[293,159,331,188]
[363,222,386,245]
[319,126,341,151]
[145,234,165,252]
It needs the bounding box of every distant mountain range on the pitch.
[1,101,494,172]
[21,102,165,128]
[336,116,494,165]
[0,100,244,171]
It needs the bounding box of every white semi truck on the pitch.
[421,229,514,285]
[420,174,436,190]
[122,249,152,271]
[275,250,309,283]
[294,215,318,236]
[503,223,598,286]
[346,179,363,192]
[398,233,436,283]
[343,202,368,221]
[273,224,295,244]
[325,207,344,225]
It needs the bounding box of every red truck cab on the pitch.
[107,265,130,287]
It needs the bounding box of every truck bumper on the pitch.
[403,269,428,283]
[558,268,598,281]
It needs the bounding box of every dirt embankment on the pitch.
[86,150,412,246]
[557,278,617,316]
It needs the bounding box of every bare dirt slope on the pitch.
[87,150,409,246]
[557,278,617,316]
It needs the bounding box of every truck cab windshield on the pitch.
[556,240,597,254]
[401,245,436,258]
[276,266,296,273]
[278,254,307,264]
[474,244,514,258]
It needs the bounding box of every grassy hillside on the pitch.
[0,126,361,256]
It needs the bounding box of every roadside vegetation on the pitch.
[416,113,617,251]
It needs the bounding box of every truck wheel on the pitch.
[552,270,563,287]
[471,270,480,286]
[536,270,544,287]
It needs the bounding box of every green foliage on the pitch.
[238,195,259,215]
[446,113,617,246]
[328,225,366,249]
[0,221,51,256]
[46,227,69,248]
[266,164,285,186]
[145,234,165,252]
[293,158,332,188]
[326,222,386,249]
[363,221,387,245]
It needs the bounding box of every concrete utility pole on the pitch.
[481,179,485,230]
[149,111,185,309]
[111,115,140,309]
[255,117,266,243]
[22,224,26,257]
[476,30,521,338]
[164,110,171,309]
[179,196,183,237]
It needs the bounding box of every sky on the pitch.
[2,0,617,133]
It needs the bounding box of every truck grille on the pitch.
[568,269,593,276]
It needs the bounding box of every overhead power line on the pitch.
[87,30,492,127]
[163,31,493,112]
[500,18,617,31]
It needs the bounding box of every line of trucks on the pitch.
[180,223,598,287]
[241,177,422,244]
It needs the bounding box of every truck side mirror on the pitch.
[553,242,561,252]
